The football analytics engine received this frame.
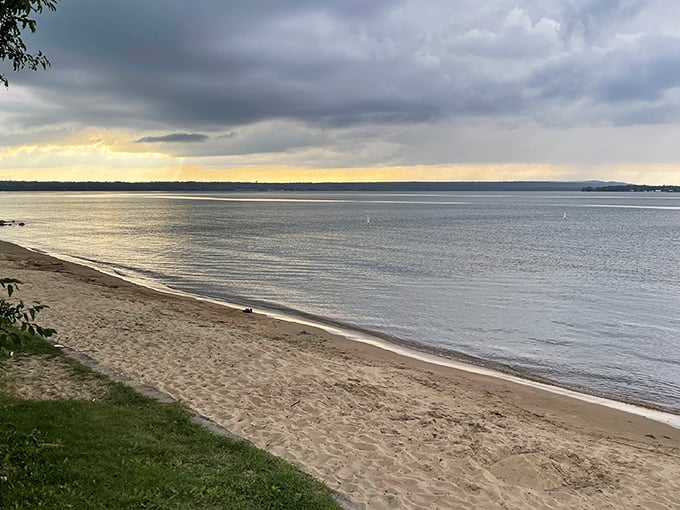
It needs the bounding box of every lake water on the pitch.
[1,191,679,410]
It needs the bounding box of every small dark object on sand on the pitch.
[242,307,253,313]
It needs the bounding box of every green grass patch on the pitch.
[0,340,341,509]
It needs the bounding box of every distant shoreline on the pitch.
[0,180,623,192]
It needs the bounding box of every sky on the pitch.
[1,0,680,183]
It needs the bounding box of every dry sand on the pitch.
[1,240,679,509]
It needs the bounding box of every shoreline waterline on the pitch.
[15,240,680,430]
[2,190,679,412]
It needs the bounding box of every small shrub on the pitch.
[0,278,56,355]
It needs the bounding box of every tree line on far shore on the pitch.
[0,180,622,192]
[582,184,680,192]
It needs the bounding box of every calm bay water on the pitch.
[1,191,679,410]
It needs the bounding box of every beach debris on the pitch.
[53,344,65,348]
[290,399,301,408]
[0,219,23,226]
[0,219,25,226]
[242,307,253,313]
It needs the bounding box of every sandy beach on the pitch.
[1,240,679,509]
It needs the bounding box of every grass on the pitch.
[0,336,341,510]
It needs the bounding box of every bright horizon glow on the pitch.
[2,165,679,184]
[1,130,679,185]
[1,139,679,184]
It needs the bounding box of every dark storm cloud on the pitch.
[594,36,680,104]
[6,1,387,130]
[5,0,680,152]
[136,133,209,143]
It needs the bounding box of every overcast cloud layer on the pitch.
[3,0,680,175]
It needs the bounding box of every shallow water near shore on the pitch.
[1,190,679,411]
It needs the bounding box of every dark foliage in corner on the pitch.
[0,0,58,87]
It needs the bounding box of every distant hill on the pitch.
[0,180,624,192]
[582,184,680,192]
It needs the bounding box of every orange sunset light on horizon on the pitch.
[1,139,680,184]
